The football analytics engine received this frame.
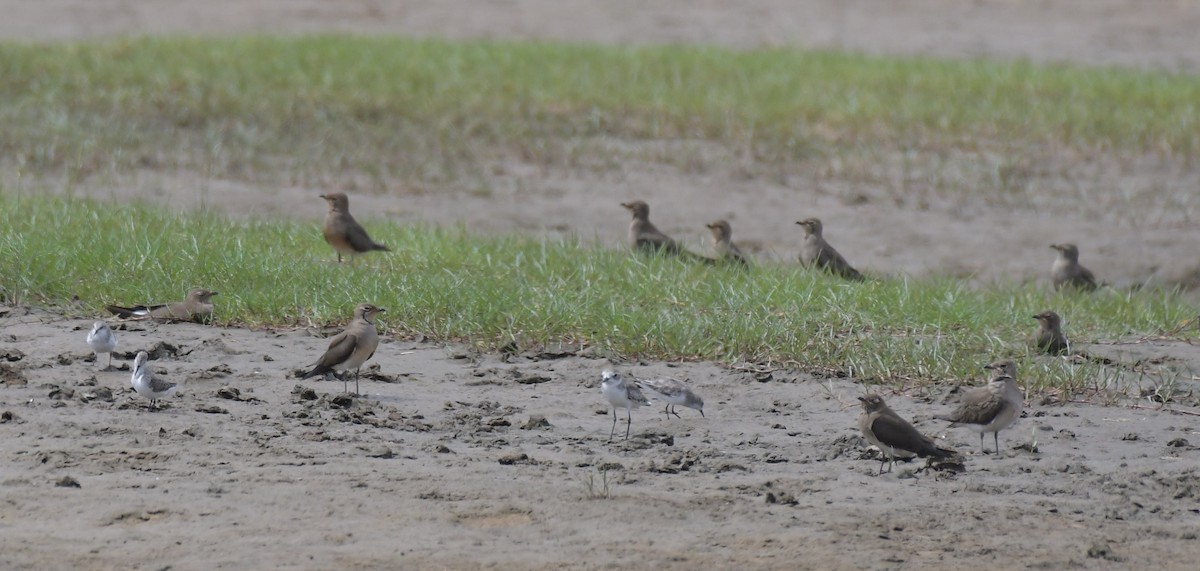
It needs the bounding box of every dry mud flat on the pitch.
[1,306,1198,569]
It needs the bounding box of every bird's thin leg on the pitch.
[354,367,361,395]
[669,405,681,419]
[994,432,1001,455]
[609,408,617,442]
[980,433,986,454]
[663,404,671,420]
[624,407,632,440]
[106,353,113,371]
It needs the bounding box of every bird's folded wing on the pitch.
[869,414,929,450]
[106,303,166,318]
[950,389,1004,424]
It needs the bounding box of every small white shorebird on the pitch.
[600,369,652,441]
[86,321,118,371]
[131,351,178,410]
[636,377,705,419]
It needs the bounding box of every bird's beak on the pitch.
[319,194,328,199]
[795,221,803,225]
[378,308,387,313]
[210,292,219,297]
[857,396,867,402]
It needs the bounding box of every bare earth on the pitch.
[2,2,1200,570]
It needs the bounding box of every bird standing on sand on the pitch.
[935,359,1024,454]
[1050,243,1098,292]
[600,369,652,441]
[86,321,118,371]
[858,394,955,474]
[131,351,178,410]
[321,192,391,263]
[636,376,705,419]
[795,218,863,281]
[106,288,218,323]
[299,303,385,394]
[705,220,750,266]
[1032,310,1069,355]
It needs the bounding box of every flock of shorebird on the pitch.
[82,192,1097,473]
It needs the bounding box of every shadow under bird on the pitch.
[935,359,1023,454]
[106,288,218,323]
[600,369,652,441]
[299,303,385,394]
[131,351,178,410]
[795,218,864,281]
[86,321,118,371]
[1050,243,1098,292]
[705,219,750,267]
[620,200,713,263]
[321,192,391,263]
[858,394,956,474]
[636,376,705,419]
[1032,310,1069,355]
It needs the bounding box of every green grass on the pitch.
[2,36,1198,188]
[2,193,1196,395]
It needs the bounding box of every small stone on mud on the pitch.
[1087,542,1121,561]
[1167,438,1190,448]
[195,405,229,414]
[521,415,551,430]
[498,452,531,465]
[56,476,81,488]
[216,386,241,400]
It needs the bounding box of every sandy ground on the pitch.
[1,306,1199,570]
[2,1,1200,569]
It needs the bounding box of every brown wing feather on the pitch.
[870,415,951,458]
[300,331,358,378]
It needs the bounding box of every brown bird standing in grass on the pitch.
[935,359,1024,454]
[1050,243,1098,292]
[106,288,218,323]
[620,201,713,263]
[1032,310,1069,355]
[795,218,864,281]
[858,394,956,474]
[299,303,385,394]
[321,192,390,263]
[705,219,750,266]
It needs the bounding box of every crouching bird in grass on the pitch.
[299,303,385,395]
[321,192,391,263]
[795,218,864,281]
[1049,243,1098,292]
[1032,310,1070,355]
[106,288,218,323]
[858,394,956,474]
[620,200,714,264]
[600,370,652,441]
[705,219,750,267]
